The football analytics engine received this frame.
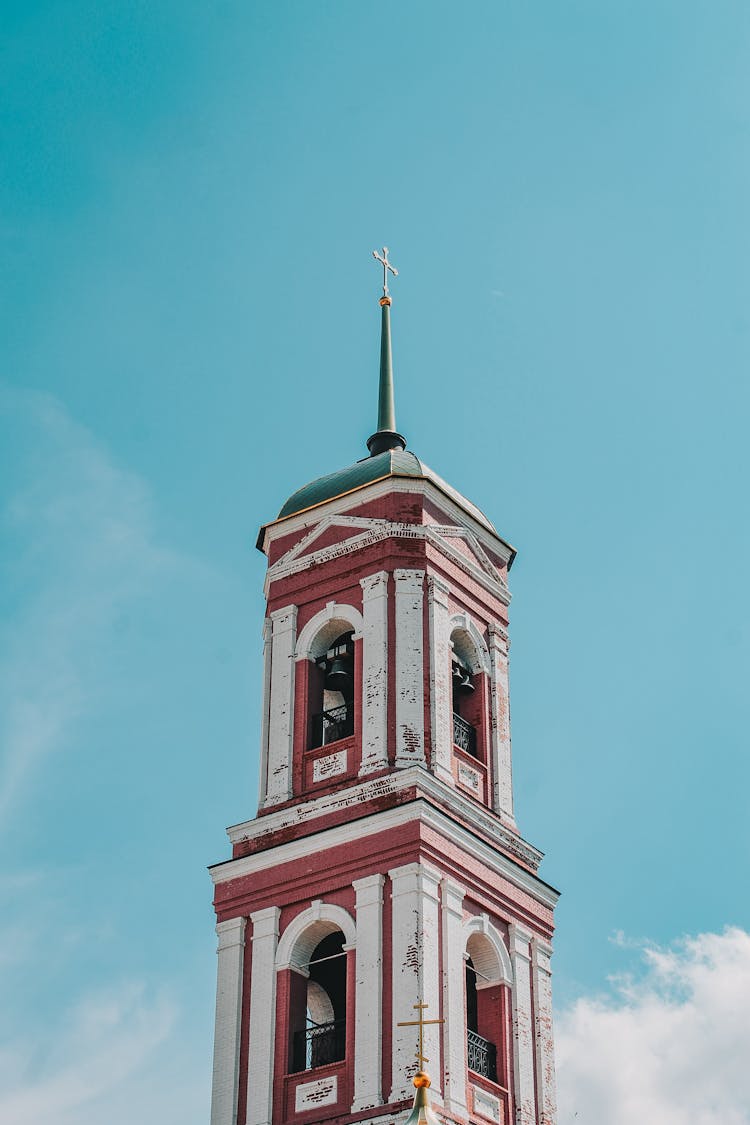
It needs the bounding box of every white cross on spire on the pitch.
[373,246,398,298]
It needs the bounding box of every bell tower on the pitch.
[209,251,559,1125]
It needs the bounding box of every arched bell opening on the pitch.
[464,930,511,1089]
[290,931,348,1073]
[450,628,488,762]
[307,627,356,750]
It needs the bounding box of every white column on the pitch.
[509,923,535,1125]
[532,938,557,1125]
[352,874,385,1110]
[427,576,454,785]
[359,571,389,775]
[246,906,280,1125]
[257,618,273,808]
[394,569,426,769]
[441,879,468,1118]
[264,606,297,806]
[488,623,515,823]
[210,917,246,1125]
[388,862,442,1102]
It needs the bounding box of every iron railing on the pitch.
[310,704,354,749]
[467,1029,498,1082]
[453,712,478,758]
[292,1019,346,1073]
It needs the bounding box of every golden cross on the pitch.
[373,246,398,298]
[397,1001,444,1067]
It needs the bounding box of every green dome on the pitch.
[277,448,497,535]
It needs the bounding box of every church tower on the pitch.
[209,251,559,1125]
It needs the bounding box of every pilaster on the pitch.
[265,606,297,806]
[246,906,280,1125]
[509,923,535,1125]
[359,571,389,775]
[388,861,442,1102]
[427,576,454,785]
[210,917,246,1125]
[394,569,426,768]
[440,878,468,1118]
[488,623,515,823]
[352,874,385,1110]
[532,938,557,1125]
[257,618,273,807]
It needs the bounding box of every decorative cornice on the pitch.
[359,570,389,597]
[509,921,533,962]
[270,605,298,628]
[212,774,557,913]
[226,765,541,869]
[250,905,280,940]
[215,916,246,950]
[261,476,514,571]
[265,514,510,605]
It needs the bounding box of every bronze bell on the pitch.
[325,655,353,695]
[453,660,475,693]
[459,669,475,692]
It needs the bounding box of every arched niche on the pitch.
[450,612,490,675]
[276,900,356,974]
[463,914,513,986]
[295,602,364,661]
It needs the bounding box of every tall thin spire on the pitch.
[367,247,407,456]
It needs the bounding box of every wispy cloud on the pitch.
[0,981,195,1125]
[0,388,209,1118]
[556,926,750,1124]
[0,385,181,822]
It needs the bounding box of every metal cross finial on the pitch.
[397,1001,444,1068]
[373,246,398,298]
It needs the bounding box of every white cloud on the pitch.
[556,927,750,1125]
[0,385,180,821]
[0,980,207,1125]
[0,389,210,1123]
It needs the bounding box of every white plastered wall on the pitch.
[388,862,442,1102]
[246,906,280,1125]
[394,570,426,768]
[264,607,298,806]
[488,622,515,823]
[532,938,557,1125]
[257,618,273,807]
[427,576,454,785]
[509,922,536,1125]
[441,879,468,1118]
[359,572,389,775]
[210,917,246,1125]
[352,874,385,1110]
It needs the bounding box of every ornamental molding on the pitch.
[275,900,356,973]
[509,921,534,962]
[463,913,513,985]
[294,600,365,660]
[215,915,246,951]
[261,476,514,566]
[213,772,556,911]
[450,611,492,674]
[472,1084,502,1124]
[265,514,510,604]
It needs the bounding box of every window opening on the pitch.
[465,952,499,1083]
[310,632,355,748]
[452,657,478,757]
[292,932,347,1072]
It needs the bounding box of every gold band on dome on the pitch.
[379,295,392,306]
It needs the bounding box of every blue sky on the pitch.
[1,4,749,1122]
